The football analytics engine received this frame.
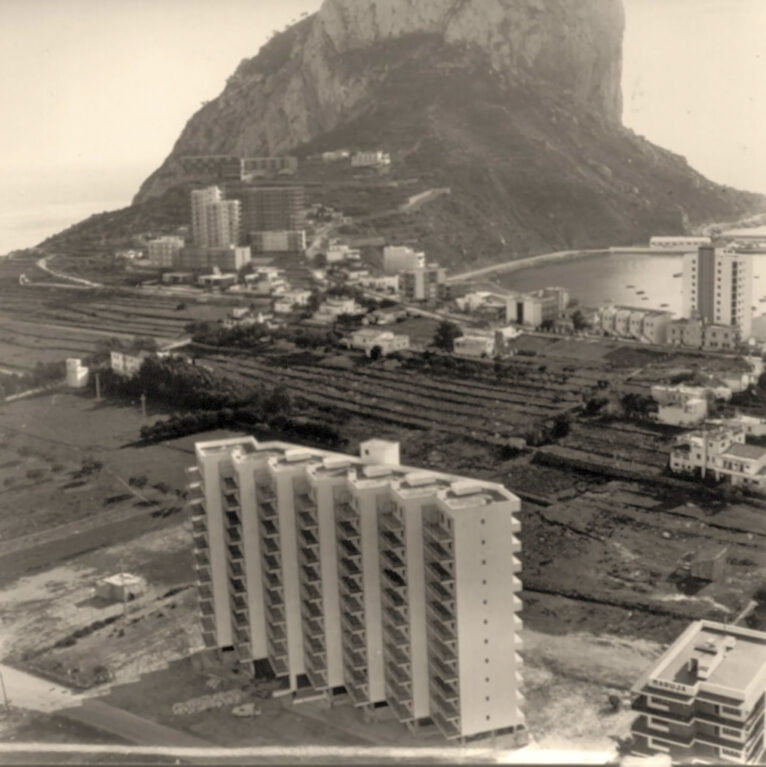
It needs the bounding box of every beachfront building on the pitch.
[651,385,708,427]
[682,246,753,340]
[187,436,525,743]
[631,619,766,763]
[596,304,673,344]
[649,236,712,251]
[667,319,742,352]
[506,288,569,329]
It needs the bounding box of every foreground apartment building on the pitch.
[631,620,766,763]
[187,437,525,742]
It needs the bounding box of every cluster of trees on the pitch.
[188,321,340,351]
[0,360,66,399]
[432,321,463,351]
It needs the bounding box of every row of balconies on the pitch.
[307,667,328,691]
[258,498,278,520]
[431,708,460,738]
[191,515,206,535]
[301,563,321,584]
[256,481,276,502]
[228,559,244,579]
[196,564,212,585]
[431,673,459,703]
[339,556,362,577]
[426,559,454,583]
[303,615,324,639]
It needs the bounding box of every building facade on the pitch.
[400,266,447,302]
[650,236,712,251]
[631,619,766,763]
[235,187,305,233]
[187,437,525,742]
[146,236,185,269]
[382,246,426,275]
[651,385,708,427]
[507,288,569,329]
[682,246,753,339]
[597,304,673,343]
[251,231,307,254]
[180,155,243,181]
[351,151,391,167]
[191,187,241,248]
[176,246,252,273]
[347,329,410,357]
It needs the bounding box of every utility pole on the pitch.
[95,372,102,402]
[140,392,147,418]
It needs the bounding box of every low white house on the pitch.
[346,329,410,357]
[313,297,362,324]
[95,573,146,602]
[110,350,151,378]
[453,333,496,358]
[66,358,89,388]
[351,150,391,168]
[651,384,709,427]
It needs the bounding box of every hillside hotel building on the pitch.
[187,436,525,743]
[682,246,753,339]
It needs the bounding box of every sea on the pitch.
[494,250,766,324]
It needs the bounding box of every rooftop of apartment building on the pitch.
[195,436,513,507]
[634,621,766,700]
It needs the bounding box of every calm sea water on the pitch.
[496,251,766,320]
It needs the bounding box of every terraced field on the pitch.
[197,351,584,444]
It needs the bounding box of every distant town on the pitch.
[4,147,766,763]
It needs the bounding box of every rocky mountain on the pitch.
[127,0,764,265]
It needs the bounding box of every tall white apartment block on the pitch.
[682,246,753,339]
[187,436,525,743]
[191,186,241,248]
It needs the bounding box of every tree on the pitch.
[314,252,327,268]
[572,309,589,331]
[432,321,463,352]
[369,345,383,361]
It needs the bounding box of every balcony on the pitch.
[301,564,321,584]
[307,667,328,691]
[300,528,320,548]
[299,510,318,530]
[430,686,459,720]
[343,594,364,616]
[224,510,240,526]
[338,538,361,559]
[379,512,403,534]
[427,599,455,626]
[189,499,205,516]
[431,709,460,739]
[426,560,454,583]
[198,584,212,600]
[231,593,247,612]
[300,546,319,566]
[380,529,404,552]
[302,582,322,603]
[384,624,409,648]
[383,642,410,666]
[258,499,278,519]
[304,616,324,639]
[426,538,452,564]
[263,554,281,573]
[268,604,286,625]
[222,475,238,492]
[302,599,322,620]
[631,717,694,747]
[381,549,406,573]
[266,588,284,610]
[228,560,245,578]
[335,501,357,523]
[341,612,365,634]
[223,492,239,511]
[193,551,210,568]
[429,634,457,665]
[196,565,212,584]
[340,574,363,594]
[234,626,250,644]
[256,482,276,502]
[337,520,359,540]
[339,557,362,577]
[305,634,325,655]
[387,659,411,687]
[201,616,215,633]
[270,656,288,677]
[305,647,326,672]
[199,599,214,617]
[511,555,522,574]
[202,630,217,649]
[260,518,279,539]
[226,526,241,544]
[423,521,451,544]
[267,621,286,641]
[430,653,457,683]
[228,544,243,561]
[388,695,413,723]
[426,579,454,602]
[192,532,207,550]
[268,635,287,658]
[191,517,207,535]
[431,674,459,703]
[387,677,413,708]
[233,611,249,628]
[343,646,367,671]
[296,494,317,513]
[262,536,280,555]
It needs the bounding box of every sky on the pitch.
[0,0,764,218]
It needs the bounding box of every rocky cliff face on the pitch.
[128,0,764,264]
[136,0,624,201]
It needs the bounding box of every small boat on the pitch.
[626,284,635,289]
[636,290,645,295]
[660,303,669,308]
[641,296,649,300]
[672,273,681,278]
[760,297,766,303]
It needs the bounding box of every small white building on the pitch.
[313,297,362,324]
[347,329,410,357]
[382,245,426,275]
[651,384,709,427]
[453,333,496,359]
[273,290,312,314]
[95,573,146,602]
[322,149,351,163]
[66,358,89,388]
[326,241,362,263]
[110,350,151,378]
[198,273,237,290]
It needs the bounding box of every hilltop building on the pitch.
[682,246,753,339]
[651,385,708,427]
[631,619,766,763]
[187,436,525,742]
[351,151,391,168]
[180,155,243,182]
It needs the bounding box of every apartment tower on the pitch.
[682,246,753,339]
[235,186,306,235]
[631,620,766,763]
[191,186,241,248]
[187,436,525,743]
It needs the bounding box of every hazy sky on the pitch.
[1,0,764,208]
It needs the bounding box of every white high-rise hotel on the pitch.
[191,186,241,248]
[682,245,753,339]
[187,436,525,742]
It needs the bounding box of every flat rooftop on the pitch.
[651,622,766,696]
[722,443,766,460]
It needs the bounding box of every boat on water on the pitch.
[626,284,635,289]
[641,296,649,300]
[636,290,645,295]
[660,303,669,308]
[672,273,681,278]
